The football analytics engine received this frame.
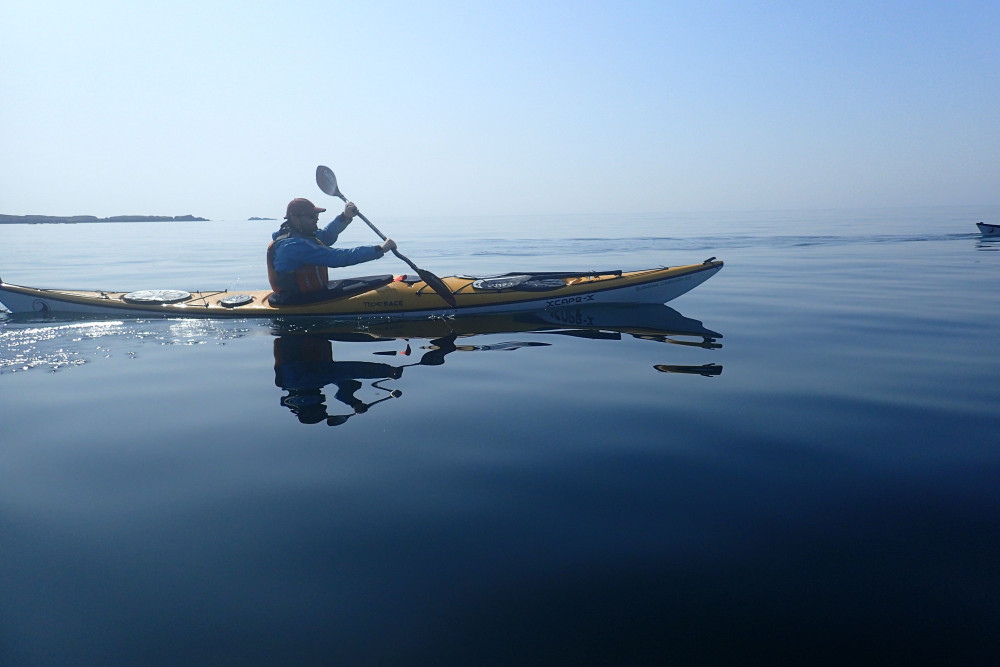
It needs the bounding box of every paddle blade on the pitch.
[316,165,341,198]
[416,268,457,307]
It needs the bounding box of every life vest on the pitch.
[266,228,329,296]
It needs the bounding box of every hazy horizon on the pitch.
[3,1,998,222]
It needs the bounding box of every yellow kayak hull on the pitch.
[0,260,722,319]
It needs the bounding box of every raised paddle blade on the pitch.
[316,165,342,198]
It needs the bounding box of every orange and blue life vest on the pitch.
[267,220,385,300]
[267,231,329,296]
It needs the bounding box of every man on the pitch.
[267,198,396,305]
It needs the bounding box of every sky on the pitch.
[2,0,998,220]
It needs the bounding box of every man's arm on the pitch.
[273,238,384,272]
[317,203,359,245]
[316,213,352,246]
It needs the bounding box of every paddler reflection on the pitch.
[273,332,457,425]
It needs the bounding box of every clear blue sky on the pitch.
[2,0,998,220]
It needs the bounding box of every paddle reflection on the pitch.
[271,304,723,426]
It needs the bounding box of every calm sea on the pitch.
[1,207,998,664]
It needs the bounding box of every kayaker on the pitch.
[267,197,397,305]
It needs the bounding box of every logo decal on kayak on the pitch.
[545,294,595,307]
[364,300,404,308]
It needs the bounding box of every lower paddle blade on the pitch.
[416,268,457,307]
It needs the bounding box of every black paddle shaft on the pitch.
[335,197,422,273]
[341,204,458,307]
[316,165,456,306]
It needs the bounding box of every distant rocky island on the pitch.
[0,214,209,224]
[248,217,276,221]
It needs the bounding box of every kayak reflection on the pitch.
[271,303,723,426]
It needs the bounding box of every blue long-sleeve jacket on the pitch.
[270,214,384,273]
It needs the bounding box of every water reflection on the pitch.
[273,333,454,425]
[271,304,723,425]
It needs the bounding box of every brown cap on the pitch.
[285,198,326,219]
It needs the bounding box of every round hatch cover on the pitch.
[219,294,254,308]
[472,275,531,290]
[123,289,192,304]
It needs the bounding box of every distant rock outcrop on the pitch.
[0,214,210,224]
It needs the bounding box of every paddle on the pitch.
[316,166,457,307]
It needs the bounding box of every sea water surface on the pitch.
[1,207,998,664]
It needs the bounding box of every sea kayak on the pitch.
[0,259,722,318]
[977,221,999,237]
